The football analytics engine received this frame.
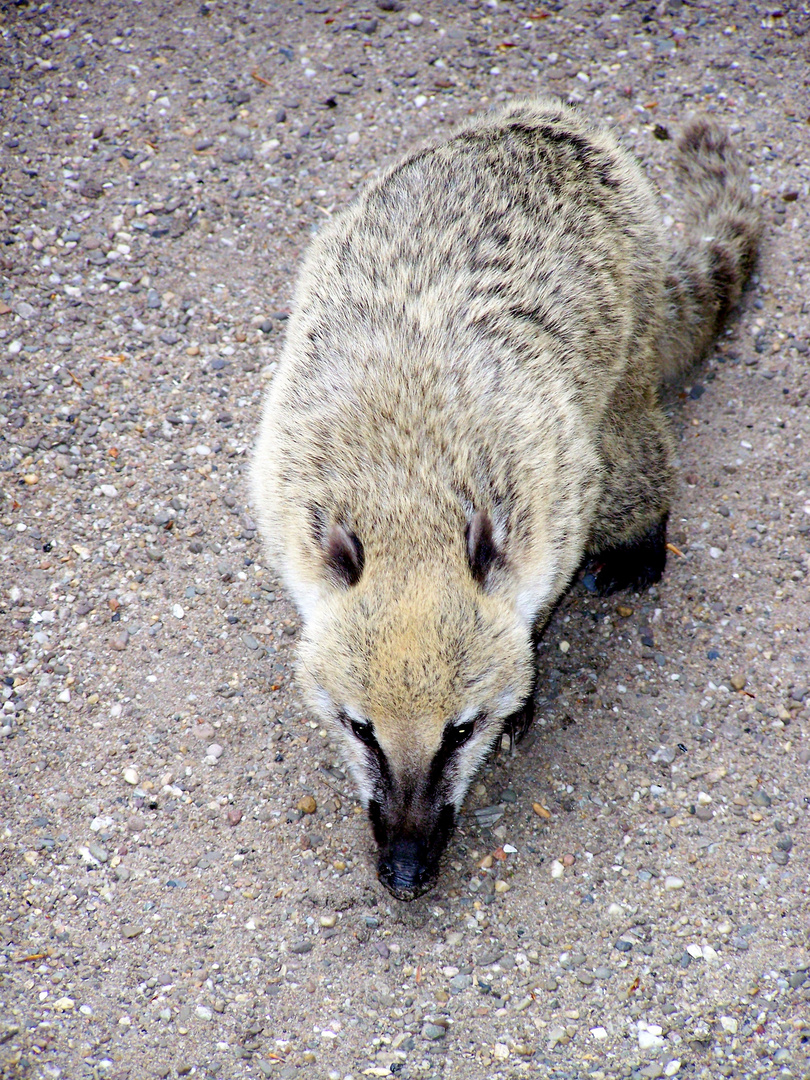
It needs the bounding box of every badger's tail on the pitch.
[657,117,761,382]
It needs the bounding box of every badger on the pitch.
[251,98,760,900]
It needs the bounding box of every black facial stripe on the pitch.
[337,711,391,786]
[427,715,482,789]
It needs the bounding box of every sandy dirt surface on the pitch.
[1,2,809,1079]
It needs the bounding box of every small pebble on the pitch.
[664,875,684,891]
[123,767,139,786]
[421,1023,446,1040]
[297,795,317,814]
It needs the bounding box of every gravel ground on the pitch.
[1,2,809,1079]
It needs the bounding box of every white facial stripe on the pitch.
[311,686,335,720]
[341,703,369,727]
[337,726,375,806]
[449,734,495,809]
[308,686,376,804]
[515,561,559,624]
[456,704,481,726]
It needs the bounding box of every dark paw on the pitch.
[503,694,535,745]
[592,515,668,596]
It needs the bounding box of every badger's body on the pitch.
[252,99,759,899]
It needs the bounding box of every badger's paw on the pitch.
[591,514,669,596]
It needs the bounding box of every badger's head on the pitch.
[296,510,537,901]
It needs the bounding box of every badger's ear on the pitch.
[324,522,364,587]
[466,509,499,584]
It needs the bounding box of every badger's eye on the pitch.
[351,719,376,746]
[338,711,376,748]
[446,720,476,750]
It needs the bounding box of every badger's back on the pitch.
[253,99,667,612]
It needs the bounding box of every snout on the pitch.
[377,837,436,901]
[370,803,456,901]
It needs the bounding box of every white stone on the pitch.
[414,95,427,108]
[78,846,101,867]
[664,875,684,891]
[407,11,424,24]
[53,997,75,1012]
[664,1062,681,1077]
[709,546,723,559]
[547,1025,567,1048]
[99,484,118,498]
[720,1016,738,1034]
[686,944,704,959]
[638,1026,665,1050]
[550,859,565,879]
[206,743,224,761]
[196,1005,213,1021]
[172,604,184,619]
[123,767,139,785]
[57,688,71,703]
[590,1026,608,1039]
[493,1043,509,1061]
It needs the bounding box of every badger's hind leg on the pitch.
[591,512,668,595]
[586,389,674,595]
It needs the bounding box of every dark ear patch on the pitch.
[466,509,499,585]
[324,522,364,587]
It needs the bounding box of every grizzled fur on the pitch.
[252,99,760,899]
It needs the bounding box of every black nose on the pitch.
[378,838,433,901]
